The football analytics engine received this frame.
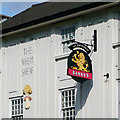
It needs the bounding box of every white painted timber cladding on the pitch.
[0,7,120,119]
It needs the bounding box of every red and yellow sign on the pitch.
[67,49,92,82]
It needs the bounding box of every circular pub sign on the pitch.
[67,49,92,82]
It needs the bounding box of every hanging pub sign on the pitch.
[67,48,92,82]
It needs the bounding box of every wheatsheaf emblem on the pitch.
[71,51,90,72]
[23,84,32,110]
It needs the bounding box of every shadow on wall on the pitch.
[75,80,93,116]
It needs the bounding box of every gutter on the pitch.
[1,1,120,38]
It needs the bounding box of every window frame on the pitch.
[60,88,76,119]
[9,95,24,119]
[61,26,76,53]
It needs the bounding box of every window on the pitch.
[10,96,23,119]
[61,26,75,53]
[61,88,75,119]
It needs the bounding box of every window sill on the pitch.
[59,78,72,81]
[55,52,71,61]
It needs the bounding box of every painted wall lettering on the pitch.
[24,47,32,55]
[22,67,34,76]
[22,56,33,66]
[21,46,34,76]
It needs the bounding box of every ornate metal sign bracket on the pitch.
[69,30,97,53]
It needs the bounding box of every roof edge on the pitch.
[1,2,120,38]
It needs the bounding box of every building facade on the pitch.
[0,1,120,119]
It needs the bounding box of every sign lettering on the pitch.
[69,43,91,54]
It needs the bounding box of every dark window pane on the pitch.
[72,101,75,106]
[66,97,68,101]
[62,103,64,107]
[69,102,71,106]
[69,96,71,101]
[67,111,69,116]
[15,110,17,115]
[66,102,68,107]
[62,92,64,97]
[18,99,20,104]
[70,110,72,115]
[18,110,20,114]
[12,111,14,115]
[21,110,23,114]
[63,111,65,117]
[12,100,14,105]
[69,91,71,95]
[72,96,75,100]
[73,90,75,95]
[21,99,23,103]
[15,100,17,104]
[15,105,17,109]
[65,92,68,96]
[21,104,23,109]
[12,106,14,110]
[18,105,20,109]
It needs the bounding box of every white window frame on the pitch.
[9,95,23,119]
[60,88,76,119]
[61,26,76,53]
